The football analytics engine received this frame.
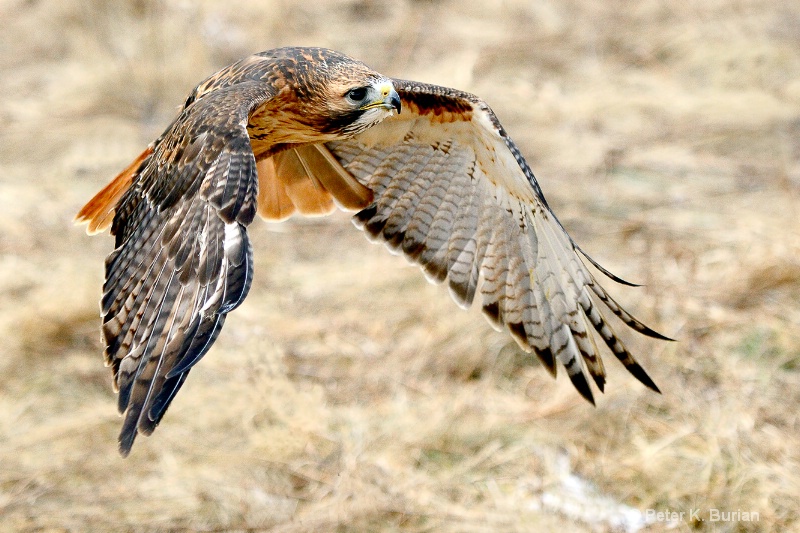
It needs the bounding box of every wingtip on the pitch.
[638,325,676,342]
[570,371,596,405]
[575,244,642,287]
[118,431,136,458]
[627,362,661,394]
[533,346,557,378]
[592,373,606,393]
[654,333,676,343]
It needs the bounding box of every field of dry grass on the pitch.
[2,0,799,531]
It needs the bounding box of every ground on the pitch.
[1,0,799,531]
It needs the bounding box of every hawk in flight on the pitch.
[77,47,669,456]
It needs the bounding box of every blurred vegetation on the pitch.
[1,0,799,531]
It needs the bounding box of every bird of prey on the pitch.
[77,47,669,456]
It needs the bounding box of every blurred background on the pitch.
[2,0,799,531]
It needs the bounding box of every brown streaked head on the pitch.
[248,47,401,142]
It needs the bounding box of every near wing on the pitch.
[317,80,670,401]
[97,83,267,455]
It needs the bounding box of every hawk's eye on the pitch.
[346,87,369,102]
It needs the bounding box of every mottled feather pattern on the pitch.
[78,48,668,455]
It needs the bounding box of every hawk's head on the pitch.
[183,47,400,149]
[318,75,402,136]
[267,47,402,137]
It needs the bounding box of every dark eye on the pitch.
[346,87,369,102]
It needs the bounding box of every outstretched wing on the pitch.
[316,80,670,401]
[91,83,271,456]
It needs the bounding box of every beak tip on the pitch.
[390,94,402,114]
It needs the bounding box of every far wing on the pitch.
[320,80,670,402]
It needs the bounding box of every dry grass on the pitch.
[2,0,799,531]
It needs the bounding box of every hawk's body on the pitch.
[77,47,668,456]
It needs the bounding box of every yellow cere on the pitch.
[360,81,395,110]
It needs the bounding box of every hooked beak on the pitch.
[360,82,401,114]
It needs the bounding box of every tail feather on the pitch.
[76,145,153,234]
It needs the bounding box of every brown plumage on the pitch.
[77,47,670,456]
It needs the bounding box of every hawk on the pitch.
[77,47,669,456]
